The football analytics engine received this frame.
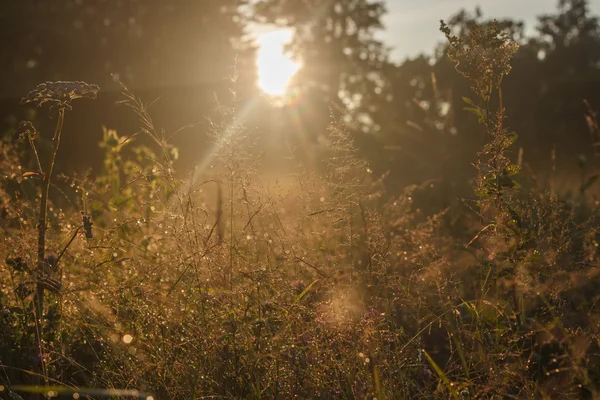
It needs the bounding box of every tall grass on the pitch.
[1,21,600,400]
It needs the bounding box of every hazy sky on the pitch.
[382,0,600,61]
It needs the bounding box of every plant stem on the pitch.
[34,107,65,385]
[27,136,43,174]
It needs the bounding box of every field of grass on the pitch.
[1,20,600,400]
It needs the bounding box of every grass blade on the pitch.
[422,349,459,400]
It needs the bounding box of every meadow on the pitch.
[1,17,600,400]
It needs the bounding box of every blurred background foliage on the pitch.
[0,0,599,197]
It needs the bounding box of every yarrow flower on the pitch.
[12,120,37,142]
[21,81,100,113]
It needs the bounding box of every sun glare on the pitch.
[256,29,301,97]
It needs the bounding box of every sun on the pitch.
[255,29,301,97]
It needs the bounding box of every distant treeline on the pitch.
[1,0,599,193]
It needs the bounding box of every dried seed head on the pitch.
[82,214,93,239]
[12,120,37,142]
[15,283,33,300]
[21,81,100,113]
[45,254,57,268]
[5,256,28,272]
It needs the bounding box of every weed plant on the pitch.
[1,21,600,400]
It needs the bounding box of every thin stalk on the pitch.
[27,136,43,174]
[34,107,65,386]
[498,85,504,133]
[229,165,234,291]
[55,225,83,267]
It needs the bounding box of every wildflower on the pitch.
[12,120,37,142]
[21,80,99,113]
[440,20,519,102]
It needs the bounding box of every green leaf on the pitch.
[422,350,460,399]
[462,96,475,106]
[463,107,484,119]
[506,131,519,145]
[294,279,319,304]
